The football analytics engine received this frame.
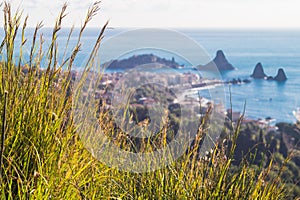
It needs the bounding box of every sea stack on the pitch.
[199,50,235,71]
[251,63,267,79]
[274,68,287,81]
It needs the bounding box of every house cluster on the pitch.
[226,109,278,133]
[95,71,200,107]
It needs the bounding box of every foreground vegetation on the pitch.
[0,2,298,199]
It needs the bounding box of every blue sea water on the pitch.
[1,28,300,123]
[180,29,300,123]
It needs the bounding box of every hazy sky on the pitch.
[5,0,300,28]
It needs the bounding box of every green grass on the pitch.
[0,2,289,199]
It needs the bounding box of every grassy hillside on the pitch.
[0,2,296,199]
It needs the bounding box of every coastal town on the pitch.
[75,53,282,134]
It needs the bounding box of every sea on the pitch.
[1,28,300,123]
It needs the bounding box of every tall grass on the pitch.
[0,2,287,199]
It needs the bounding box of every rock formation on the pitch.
[198,50,235,71]
[250,63,267,79]
[250,63,287,82]
[274,68,287,82]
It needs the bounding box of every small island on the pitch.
[198,50,235,71]
[103,54,184,69]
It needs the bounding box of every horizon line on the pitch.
[1,26,300,31]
